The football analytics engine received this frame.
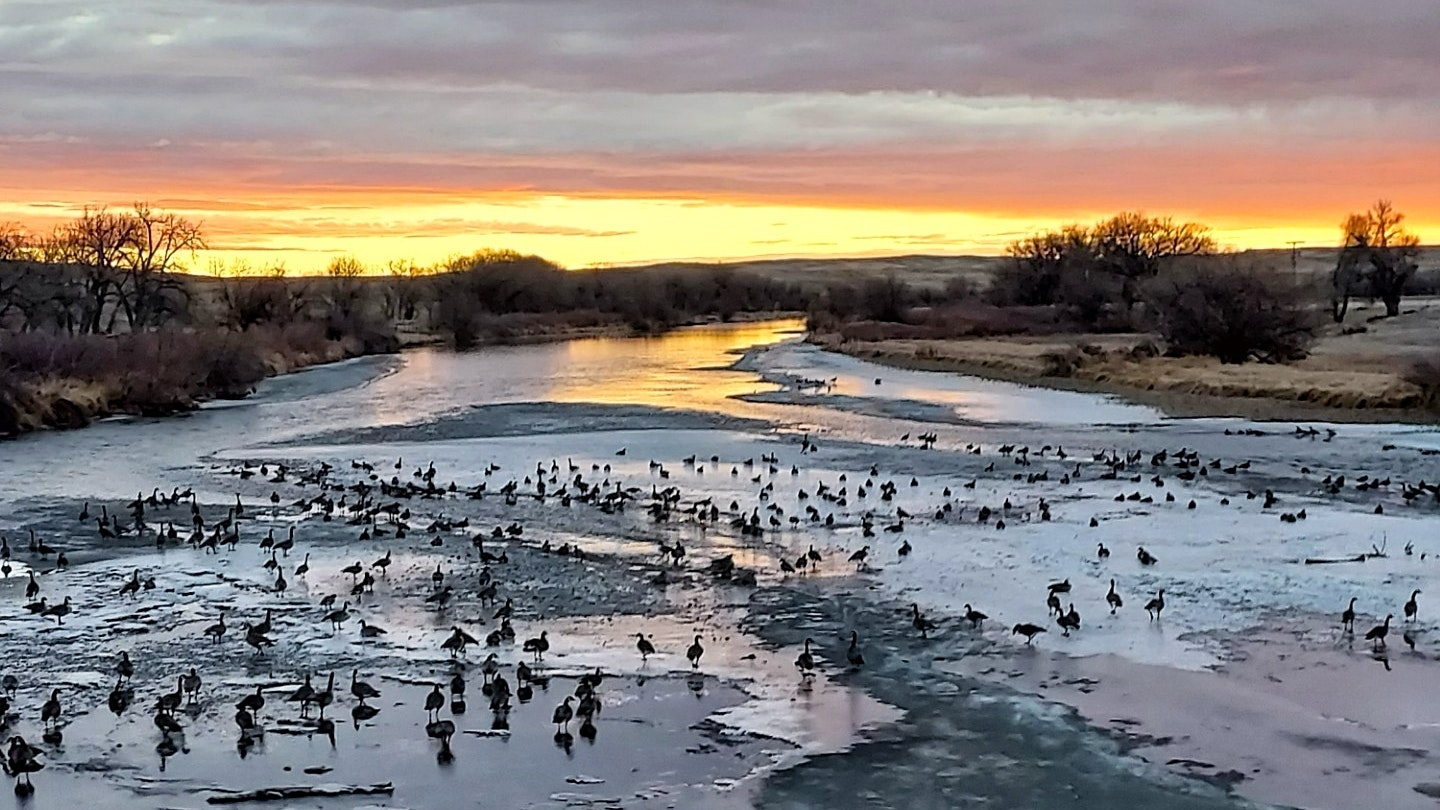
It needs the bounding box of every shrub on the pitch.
[1404,355,1440,408]
[1040,347,1085,377]
[1145,261,1317,364]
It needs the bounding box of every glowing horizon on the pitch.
[2,1,1437,272]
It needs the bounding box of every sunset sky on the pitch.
[2,0,1438,272]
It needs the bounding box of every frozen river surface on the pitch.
[3,320,1440,810]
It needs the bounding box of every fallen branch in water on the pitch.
[206,783,393,804]
[1304,555,1369,565]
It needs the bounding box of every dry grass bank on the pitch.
[811,299,1440,423]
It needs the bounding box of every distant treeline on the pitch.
[0,205,815,433]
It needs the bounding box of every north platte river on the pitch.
[2,319,1440,810]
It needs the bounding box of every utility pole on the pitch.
[1286,240,1302,282]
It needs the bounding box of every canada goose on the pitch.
[1405,590,1421,622]
[244,624,274,655]
[107,679,130,714]
[7,735,44,794]
[287,673,315,715]
[848,546,869,568]
[41,596,72,624]
[237,686,265,716]
[846,631,865,668]
[235,706,261,737]
[442,626,477,657]
[158,677,184,714]
[359,619,387,638]
[350,671,380,703]
[911,604,938,638]
[25,572,38,600]
[1137,547,1157,566]
[154,706,183,737]
[295,554,310,577]
[1341,597,1356,633]
[1096,542,1109,557]
[1012,623,1046,644]
[322,602,350,631]
[1366,615,1393,650]
[313,673,336,719]
[963,604,987,629]
[795,638,816,680]
[636,633,656,660]
[686,634,704,669]
[522,631,550,661]
[116,652,134,684]
[1144,590,1165,620]
[182,668,202,702]
[553,696,575,733]
[1047,579,1071,594]
[1107,580,1123,614]
[41,689,61,728]
[1057,604,1080,636]
[204,613,227,642]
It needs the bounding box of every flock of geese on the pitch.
[0,421,1435,797]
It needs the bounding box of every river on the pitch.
[2,319,1440,810]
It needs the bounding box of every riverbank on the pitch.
[1,311,802,439]
[809,301,1440,424]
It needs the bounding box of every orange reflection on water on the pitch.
[546,319,804,411]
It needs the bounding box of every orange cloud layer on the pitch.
[2,137,1437,269]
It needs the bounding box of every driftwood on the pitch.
[206,783,393,804]
[1304,555,1369,565]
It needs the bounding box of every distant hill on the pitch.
[624,247,1440,291]
[621,254,1005,291]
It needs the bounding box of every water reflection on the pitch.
[548,321,800,409]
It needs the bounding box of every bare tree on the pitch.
[0,222,32,261]
[1092,212,1215,306]
[1333,199,1422,321]
[323,254,369,322]
[993,225,1094,306]
[116,203,204,330]
[53,207,137,333]
[384,259,430,321]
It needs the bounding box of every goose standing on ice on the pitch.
[910,604,938,638]
[552,696,574,734]
[963,604,987,629]
[686,635,705,670]
[795,638,816,681]
[636,633,656,661]
[1012,623,1046,645]
[846,631,865,669]
[1366,615,1392,650]
[522,631,549,661]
